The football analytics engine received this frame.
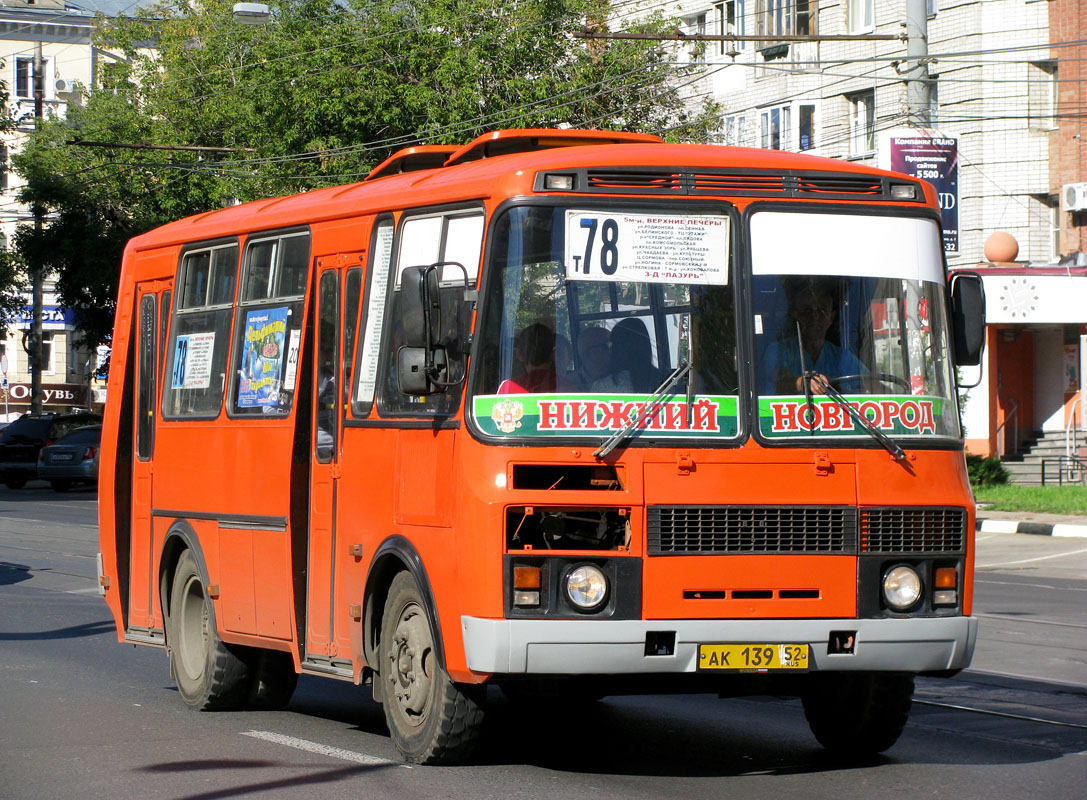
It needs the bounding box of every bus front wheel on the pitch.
[379,571,485,764]
[801,672,914,756]
[167,550,251,710]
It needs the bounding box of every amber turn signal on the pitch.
[934,567,957,589]
[514,566,541,590]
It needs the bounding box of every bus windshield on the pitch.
[750,210,960,440]
[471,204,740,442]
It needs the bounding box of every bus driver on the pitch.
[760,278,866,395]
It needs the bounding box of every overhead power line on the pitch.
[68,140,257,154]
[573,29,903,44]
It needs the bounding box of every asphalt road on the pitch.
[1,483,1085,799]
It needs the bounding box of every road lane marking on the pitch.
[241,731,398,767]
[976,578,1087,593]
[913,699,1087,730]
[974,612,1087,628]
[976,547,1087,568]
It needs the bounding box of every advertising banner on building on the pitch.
[883,130,959,254]
[0,382,88,407]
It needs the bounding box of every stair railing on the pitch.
[1040,455,1087,486]
[997,399,1018,458]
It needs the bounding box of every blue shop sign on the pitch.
[14,306,77,330]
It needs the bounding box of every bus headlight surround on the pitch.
[564,564,608,611]
[882,565,922,611]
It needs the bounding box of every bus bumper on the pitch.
[461,615,977,675]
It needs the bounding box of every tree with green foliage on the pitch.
[10,0,721,347]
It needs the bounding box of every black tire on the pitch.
[802,672,915,756]
[4,473,27,490]
[50,479,72,493]
[379,571,485,764]
[245,648,298,710]
[166,550,251,710]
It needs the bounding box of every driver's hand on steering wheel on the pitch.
[796,373,829,394]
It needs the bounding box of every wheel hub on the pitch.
[387,603,433,726]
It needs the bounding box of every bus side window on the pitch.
[342,267,362,417]
[352,217,394,418]
[377,209,482,416]
[163,243,238,419]
[230,230,310,417]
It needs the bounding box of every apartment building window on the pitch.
[1028,60,1058,131]
[715,0,746,54]
[684,12,708,63]
[758,103,817,151]
[849,90,875,156]
[760,106,790,150]
[927,79,939,126]
[724,114,748,146]
[41,332,56,375]
[757,0,817,37]
[0,143,7,191]
[848,0,874,33]
[798,104,816,150]
[13,57,51,99]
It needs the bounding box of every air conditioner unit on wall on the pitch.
[1063,182,1087,212]
[54,78,75,94]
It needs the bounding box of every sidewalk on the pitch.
[975,506,1087,538]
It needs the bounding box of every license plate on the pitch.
[51,454,74,462]
[698,643,809,671]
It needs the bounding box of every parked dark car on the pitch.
[0,412,102,489]
[38,425,102,491]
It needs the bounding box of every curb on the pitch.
[976,519,1087,538]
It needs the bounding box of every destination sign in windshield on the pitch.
[564,211,730,285]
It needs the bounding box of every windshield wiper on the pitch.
[594,361,692,459]
[807,373,907,463]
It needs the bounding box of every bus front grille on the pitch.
[860,507,967,553]
[647,506,858,555]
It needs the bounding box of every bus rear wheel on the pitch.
[245,648,298,710]
[379,571,485,764]
[801,672,914,756]
[167,550,251,710]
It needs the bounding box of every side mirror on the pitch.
[401,265,441,348]
[397,346,448,395]
[949,272,985,367]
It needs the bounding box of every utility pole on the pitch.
[30,42,44,415]
[905,0,931,127]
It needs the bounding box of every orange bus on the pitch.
[99,128,986,764]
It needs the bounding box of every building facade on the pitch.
[616,0,1085,459]
[0,0,134,418]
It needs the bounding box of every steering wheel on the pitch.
[829,373,911,392]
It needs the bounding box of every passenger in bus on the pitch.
[760,278,866,395]
[572,326,610,390]
[497,323,558,394]
[591,318,661,393]
[554,333,576,388]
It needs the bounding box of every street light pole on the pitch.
[30,41,44,416]
[905,0,931,127]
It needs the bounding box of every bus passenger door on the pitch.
[130,281,169,633]
[305,266,341,661]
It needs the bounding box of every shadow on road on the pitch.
[137,761,393,800]
[0,481,97,503]
[0,619,116,641]
[0,561,32,586]
[265,675,1081,777]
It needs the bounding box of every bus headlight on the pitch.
[565,564,608,611]
[882,565,922,610]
